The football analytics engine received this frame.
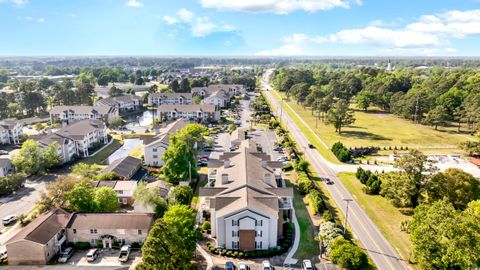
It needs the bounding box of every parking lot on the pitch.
[57,249,141,268]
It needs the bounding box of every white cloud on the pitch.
[199,0,359,14]
[0,0,27,6]
[257,9,480,55]
[161,9,236,37]
[125,0,143,8]
[37,17,45,23]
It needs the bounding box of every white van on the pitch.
[2,215,17,226]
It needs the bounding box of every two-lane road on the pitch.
[262,72,409,270]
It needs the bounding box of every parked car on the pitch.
[86,249,99,262]
[262,260,273,270]
[225,261,235,270]
[277,156,288,162]
[238,261,249,270]
[0,248,7,262]
[302,259,314,270]
[308,143,315,149]
[273,146,283,151]
[118,245,131,263]
[325,178,334,185]
[0,150,8,155]
[2,215,17,226]
[58,247,74,263]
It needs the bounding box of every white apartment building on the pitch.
[157,104,220,123]
[200,140,293,251]
[147,93,193,106]
[37,132,77,164]
[50,106,118,125]
[94,95,142,112]
[0,118,24,144]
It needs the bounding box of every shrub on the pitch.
[74,241,91,250]
[201,221,211,232]
[329,238,368,269]
[131,242,141,249]
[306,189,326,215]
[282,162,293,171]
[238,252,244,258]
[226,251,232,257]
[323,210,334,222]
[331,142,352,162]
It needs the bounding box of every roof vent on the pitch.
[221,173,229,184]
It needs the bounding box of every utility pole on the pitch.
[189,161,192,183]
[343,198,353,235]
[413,95,419,124]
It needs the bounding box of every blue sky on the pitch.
[1,0,480,56]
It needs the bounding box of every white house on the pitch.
[157,104,220,123]
[143,119,188,167]
[199,140,293,251]
[50,106,118,125]
[36,132,77,164]
[0,119,23,144]
[94,95,142,112]
[147,93,193,106]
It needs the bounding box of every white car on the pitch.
[0,248,7,262]
[262,260,273,270]
[2,215,17,226]
[276,156,288,162]
[238,261,249,270]
[302,259,314,270]
[118,245,131,263]
[57,247,74,263]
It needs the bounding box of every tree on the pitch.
[329,238,368,269]
[169,80,179,92]
[108,85,123,97]
[0,173,26,197]
[134,181,168,217]
[97,74,109,86]
[192,96,202,105]
[13,140,60,175]
[380,172,419,208]
[356,90,372,111]
[135,77,145,85]
[408,200,480,270]
[162,136,196,184]
[168,185,193,205]
[294,158,311,175]
[423,106,449,130]
[424,168,480,210]
[326,99,355,134]
[137,205,199,270]
[36,175,78,213]
[75,73,96,105]
[72,163,101,178]
[179,78,191,93]
[66,180,96,212]
[108,115,124,129]
[318,221,343,252]
[94,187,118,212]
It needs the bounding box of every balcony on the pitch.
[279,198,292,209]
[55,231,66,246]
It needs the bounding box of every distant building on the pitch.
[157,104,220,123]
[143,119,188,167]
[102,156,142,179]
[147,93,193,106]
[0,118,24,144]
[113,180,138,206]
[94,95,142,112]
[50,106,118,125]
[36,132,76,164]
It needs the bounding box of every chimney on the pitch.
[224,160,230,168]
[264,173,271,185]
[221,173,229,184]
[261,160,268,168]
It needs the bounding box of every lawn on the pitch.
[336,172,415,268]
[272,90,475,149]
[83,136,124,165]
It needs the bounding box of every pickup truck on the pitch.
[118,245,131,263]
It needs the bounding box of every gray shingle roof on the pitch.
[103,156,141,179]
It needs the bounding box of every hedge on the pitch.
[306,189,326,215]
[331,142,352,162]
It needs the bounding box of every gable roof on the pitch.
[6,208,72,245]
[157,104,217,113]
[50,106,116,115]
[145,119,189,147]
[56,119,106,140]
[67,213,154,230]
[103,156,141,179]
[149,92,193,100]
[95,95,141,107]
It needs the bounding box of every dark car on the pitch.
[325,178,334,185]
[225,261,235,270]
[308,143,315,149]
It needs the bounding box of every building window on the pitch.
[91,239,96,244]
[232,230,239,237]
[255,241,262,249]
[256,231,263,237]
[255,220,263,226]
[152,148,157,152]
[232,241,239,249]
[90,229,97,234]
[153,155,158,159]
[73,229,77,234]
[232,220,238,226]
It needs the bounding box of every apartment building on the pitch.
[147,93,193,106]
[94,95,142,112]
[36,132,77,164]
[50,106,118,124]
[199,140,293,251]
[0,118,24,144]
[157,104,220,123]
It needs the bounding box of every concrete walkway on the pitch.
[196,243,214,270]
[283,207,300,266]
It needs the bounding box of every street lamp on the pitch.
[343,198,353,235]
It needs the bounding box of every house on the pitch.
[147,93,193,106]
[102,156,142,179]
[114,180,138,206]
[0,118,23,144]
[5,208,72,265]
[94,95,142,112]
[199,140,293,251]
[143,119,188,167]
[133,180,171,213]
[50,106,118,125]
[6,209,154,265]
[157,104,220,123]
[36,132,76,164]
[66,212,154,248]
[0,158,12,177]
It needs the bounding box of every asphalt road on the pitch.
[261,71,409,270]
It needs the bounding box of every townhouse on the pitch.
[157,104,220,123]
[113,181,138,206]
[199,139,293,251]
[0,118,23,144]
[147,92,193,106]
[6,209,154,265]
[94,95,142,112]
[143,119,188,167]
[50,106,118,125]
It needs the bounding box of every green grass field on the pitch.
[336,172,416,268]
[83,136,124,165]
[272,91,475,149]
